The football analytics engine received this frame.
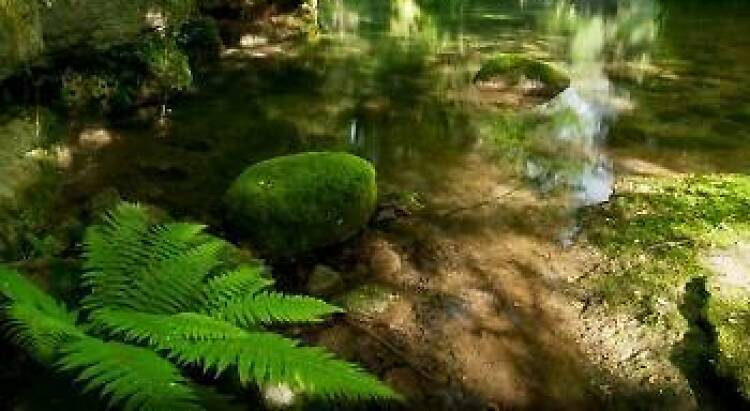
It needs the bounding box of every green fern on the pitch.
[0,202,400,410]
[57,338,201,411]
[200,265,274,309]
[0,266,81,361]
[214,292,343,327]
[89,309,393,400]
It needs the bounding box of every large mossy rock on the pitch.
[226,152,377,256]
[474,53,570,97]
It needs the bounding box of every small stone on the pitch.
[306,265,344,297]
[368,239,402,279]
[79,127,114,149]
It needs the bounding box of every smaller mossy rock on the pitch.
[474,54,570,96]
[226,152,377,256]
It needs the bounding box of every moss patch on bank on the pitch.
[582,174,750,399]
[706,290,750,399]
[582,174,750,323]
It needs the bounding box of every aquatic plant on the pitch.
[0,202,398,410]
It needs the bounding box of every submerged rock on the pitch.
[474,54,570,98]
[306,264,344,297]
[364,237,402,280]
[225,152,377,256]
[336,284,396,316]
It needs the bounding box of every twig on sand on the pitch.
[437,185,523,218]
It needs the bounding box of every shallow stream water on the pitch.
[2,0,750,409]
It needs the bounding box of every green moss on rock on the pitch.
[474,54,570,96]
[225,152,377,256]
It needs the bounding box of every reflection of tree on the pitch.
[0,0,43,80]
[510,0,660,204]
[608,1,750,167]
[0,0,198,81]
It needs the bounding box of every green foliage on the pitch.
[0,266,81,362]
[0,202,398,410]
[226,152,379,256]
[137,35,193,93]
[214,292,343,327]
[57,338,201,411]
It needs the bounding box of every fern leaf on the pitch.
[82,202,226,313]
[169,332,400,401]
[125,239,226,314]
[215,292,343,327]
[89,309,399,401]
[0,266,74,319]
[91,309,248,343]
[81,203,152,311]
[200,265,273,311]
[57,337,201,411]
[0,266,81,362]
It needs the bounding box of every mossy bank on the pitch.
[581,174,750,401]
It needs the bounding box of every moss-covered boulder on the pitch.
[474,54,570,97]
[226,152,377,256]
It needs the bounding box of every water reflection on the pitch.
[519,0,660,208]
[4,0,747,240]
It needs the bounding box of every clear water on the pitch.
[3,0,750,223]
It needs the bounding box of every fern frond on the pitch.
[4,303,83,363]
[90,309,248,342]
[0,266,81,362]
[81,203,152,311]
[82,202,226,314]
[0,266,74,319]
[215,292,343,327]
[168,332,400,401]
[88,309,398,401]
[124,239,226,314]
[200,265,274,311]
[57,337,201,411]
